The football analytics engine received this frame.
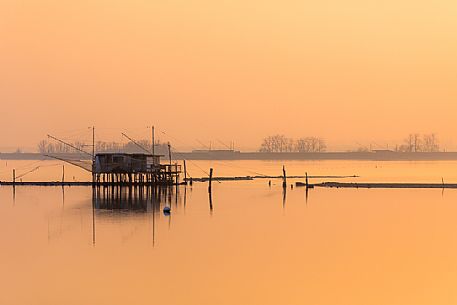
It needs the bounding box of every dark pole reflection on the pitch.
[92,188,96,246]
[92,200,96,246]
[184,186,187,211]
[62,186,65,207]
[209,192,213,214]
[305,187,309,205]
[12,185,16,205]
[152,196,155,247]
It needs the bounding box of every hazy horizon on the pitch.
[1,1,456,151]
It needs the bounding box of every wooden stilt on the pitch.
[183,160,187,184]
[208,168,213,193]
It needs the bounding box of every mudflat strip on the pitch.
[315,182,457,189]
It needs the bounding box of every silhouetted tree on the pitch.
[37,140,48,153]
[260,135,326,152]
[398,133,440,152]
[422,133,439,152]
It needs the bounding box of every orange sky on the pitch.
[0,0,456,151]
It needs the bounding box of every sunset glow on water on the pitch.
[2,161,457,304]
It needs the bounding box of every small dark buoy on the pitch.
[163,206,171,215]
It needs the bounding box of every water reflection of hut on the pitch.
[93,185,176,211]
[93,153,181,185]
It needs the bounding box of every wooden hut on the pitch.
[92,153,181,185]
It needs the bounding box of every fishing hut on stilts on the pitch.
[45,127,182,187]
[92,153,181,186]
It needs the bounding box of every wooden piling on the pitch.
[12,169,15,184]
[282,166,287,188]
[208,168,213,193]
[305,172,309,188]
[62,165,65,183]
[183,160,187,184]
[168,142,172,166]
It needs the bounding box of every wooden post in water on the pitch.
[282,166,287,188]
[168,142,172,166]
[183,160,187,184]
[168,142,172,183]
[62,165,65,183]
[208,168,213,193]
[305,172,309,188]
[12,169,15,184]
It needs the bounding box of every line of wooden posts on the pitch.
[9,163,306,191]
[282,165,310,189]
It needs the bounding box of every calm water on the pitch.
[1,160,457,305]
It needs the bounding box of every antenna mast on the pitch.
[92,126,95,159]
[152,126,155,155]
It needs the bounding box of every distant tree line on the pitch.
[37,139,170,155]
[259,135,326,153]
[395,133,440,152]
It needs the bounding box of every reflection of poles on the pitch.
[92,191,96,246]
[152,189,156,247]
[62,186,65,207]
[209,191,213,213]
[168,206,172,229]
[282,187,286,209]
[305,187,309,205]
[184,185,187,210]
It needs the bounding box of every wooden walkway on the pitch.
[0,181,184,186]
[3,180,457,189]
[0,181,92,186]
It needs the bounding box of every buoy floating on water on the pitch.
[163,206,171,215]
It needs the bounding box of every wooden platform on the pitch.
[0,181,91,186]
[0,181,184,186]
[3,180,457,189]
